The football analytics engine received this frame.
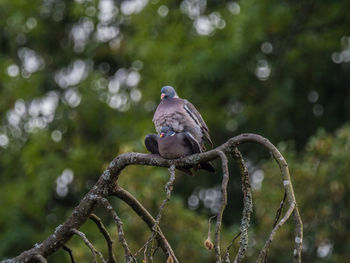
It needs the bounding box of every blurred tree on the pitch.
[255,124,350,263]
[1,0,350,261]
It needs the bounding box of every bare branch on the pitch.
[143,241,149,263]
[227,134,303,262]
[71,228,106,263]
[4,134,302,263]
[62,245,75,263]
[207,215,216,240]
[111,187,176,261]
[273,193,287,228]
[89,214,116,263]
[256,202,296,263]
[155,164,176,224]
[133,165,178,263]
[214,151,229,263]
[232,148,253,263]
[133,237,151,258]
[223,232,242,263]
[96,197,135,263]
[258,192,287,263]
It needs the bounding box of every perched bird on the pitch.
[145,126,215,174]
[152,86,213,151]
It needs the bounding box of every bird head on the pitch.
[160,126,175,138]
[160,86,178,100]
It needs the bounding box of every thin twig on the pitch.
[143,242,149,263]
[222,232,242,262]
[232,148,253,263]
[204,215,216,250]
[134,165,178,263]
[256,202,296,263]
[111,187,176,260]
[133,237,150,258]
[89,214,116,263]
[150,241,159,261]
[207,215,217,239]
[155,164,176,224]
[71,228,106,263]
[273,193,287,228]
[259,192,287,263]
[214,151,230,263]
[62,245,75,263]
[96,197,135,263]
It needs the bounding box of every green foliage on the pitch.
[256,125,350,262]
[1,0,350,262]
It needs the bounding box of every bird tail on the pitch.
[199,162,215,173]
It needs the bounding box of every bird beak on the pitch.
[160,133,164,138]
[160,93,165,100]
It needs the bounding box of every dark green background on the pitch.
[1,0,349,262]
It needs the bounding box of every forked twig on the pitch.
[258,192,287,263]
[134,165,178,263]
[273,193,287,228]
[89,214,116,263]
[96,197,135,263]
[111,187,176,259]
[256,202,296,263]
[223,232,242,262]
[71,228,106,263]
[229,134,303,262]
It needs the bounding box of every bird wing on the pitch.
[144,134,159,154]
[183,132,202,153]
[152,99,183,134]
[183,132,215,173]
[183,100,213,147]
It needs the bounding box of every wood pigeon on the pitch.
[145,126,215,174]
[152,86,213,151]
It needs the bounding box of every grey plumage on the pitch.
[145,126,215,174]
[152,86,213,150]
